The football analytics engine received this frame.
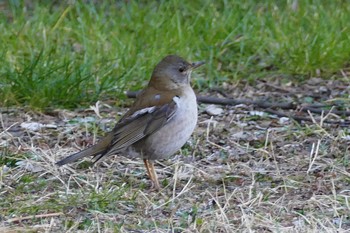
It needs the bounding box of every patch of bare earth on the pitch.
[1,77,350,232]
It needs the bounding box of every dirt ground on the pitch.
[1,77,350,232]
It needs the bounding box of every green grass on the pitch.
[1,0,350,109]
[1,2,349,232]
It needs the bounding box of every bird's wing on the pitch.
[56,88,181,166]
[92,93,180,163]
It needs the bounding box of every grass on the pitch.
[0,0,350,109]
[2,76,350,231]
[1,103,349,232]
[1,1,350,232]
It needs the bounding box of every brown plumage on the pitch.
[56,55,205,190]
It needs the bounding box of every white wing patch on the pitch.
[173,96,181,108]
[154,94,161,100]
[131,106,156,118]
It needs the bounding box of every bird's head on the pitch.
[149,55,205,90]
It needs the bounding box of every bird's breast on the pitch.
[132,87,198,160]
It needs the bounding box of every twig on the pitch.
[265,108,350,126]
[301,106,350,116]
[126,91,295,109]
[126,91,350,126]
[307,140,321,174]
[6,212,64,223]
[126,91,349,114]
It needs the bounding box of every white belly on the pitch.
[132,88,197,160]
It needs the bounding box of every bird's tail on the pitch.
[56,133,113,166]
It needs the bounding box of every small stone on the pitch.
[279,117,290,124]
[205,105,224,116]
[20,122,43,131]
[20,122,57,131]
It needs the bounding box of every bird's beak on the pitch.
[190,61,205,69]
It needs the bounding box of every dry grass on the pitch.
[1,79,350,232]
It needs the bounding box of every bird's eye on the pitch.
[178,66,185,72]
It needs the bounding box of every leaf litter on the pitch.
[0,76,350,232]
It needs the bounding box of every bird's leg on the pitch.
[143,159,151,182]
[148,160,160,190]
[143,159,160,190]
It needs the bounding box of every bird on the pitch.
[56,55,205,190]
